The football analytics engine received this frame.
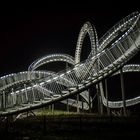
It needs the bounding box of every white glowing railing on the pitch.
[0,12,140,116]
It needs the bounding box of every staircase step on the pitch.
[21,103,30,107]
[53,94,61,98]
[81,80,90,84]
[78,84,83,87]
[34,101,41,103]
[69,87,77,91]
[61,90,69,94]
[44,97,52,100]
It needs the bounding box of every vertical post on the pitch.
[100,94,103,115]
[105,79,110,116]
[49,105,51,111]
[120,68,127,116]
[82,99,84,112]
[77,95,80,113]
[11,88,14,106]
[31,85,35,103]
[27,111,29,117]
[96,84,101,115]
[52,104,54,115]
[66,99,69,112]
[96,46,103,115]
[2,91,6,111]
[97,84,103,115]
[24,84,28,103]
[66,62,70,113]
[88,89,91,113]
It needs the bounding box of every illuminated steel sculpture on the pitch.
[0,11,140,116]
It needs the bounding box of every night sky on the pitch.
[0,3,140,76]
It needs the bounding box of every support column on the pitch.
[120,68,127,116]
[96,85,100,115]
[96,84,101,115]
[88,89,91,113]
[66,99,69,112]
[49,105,51,110]
[100,94,103,115]
[66,62,70,113]
[2,91,6,111]
[82,99,84,112]
[52,104,54,115]
[77,94,80,113]
[105,79,110,116]
[24,84,28,103]
[97,84,104,115]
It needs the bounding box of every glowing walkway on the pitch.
[0,11,140,116]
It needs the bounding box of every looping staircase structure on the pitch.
[0,11,140,117]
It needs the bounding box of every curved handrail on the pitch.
[0,12,140,116]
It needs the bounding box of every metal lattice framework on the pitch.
[0,11,140,116]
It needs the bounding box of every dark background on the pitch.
[0,2,140,76]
